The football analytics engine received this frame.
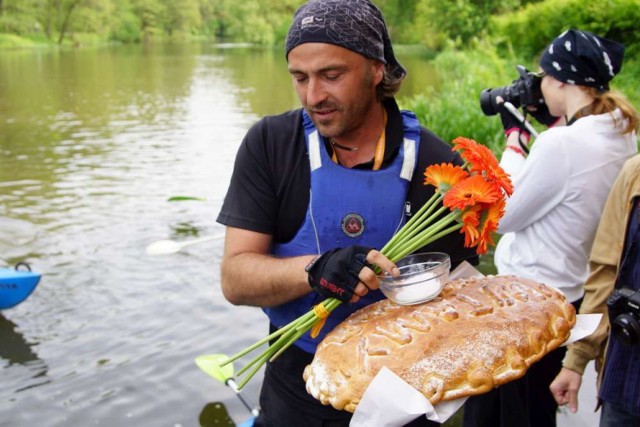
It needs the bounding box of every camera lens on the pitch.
[611,313,640,345]
[480,89,498,116]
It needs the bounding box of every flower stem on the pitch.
[380,193,442,255]
[231,298,343,390]
[384,205,448,261]
[387,211,461,261]
[220,309,316,366]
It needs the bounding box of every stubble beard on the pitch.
[313,93,377,142]
[310,69,377,141]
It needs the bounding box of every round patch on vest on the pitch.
[341,213,365,238]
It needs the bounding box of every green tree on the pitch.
[110,0,142,42]
[131,0,164,40]
[0,0,41,35]
[163,0,200,37]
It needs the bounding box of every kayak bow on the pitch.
[0,263,41,310]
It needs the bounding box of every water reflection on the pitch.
[0,42,441,426]
[0,314,40,366]
[0,314,49,390]
[198,402,235,427]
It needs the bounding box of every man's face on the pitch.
[287,43,384,140]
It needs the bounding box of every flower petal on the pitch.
[424,163,469,193]
[452,136,514,196]
[443,175,502,211]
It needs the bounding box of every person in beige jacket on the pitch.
[550,154,640,426]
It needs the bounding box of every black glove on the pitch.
[499,104,528,137]
[526,103,561,127]
[499,103,531,150]
[305,246,374,302]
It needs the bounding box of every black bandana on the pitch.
[285,0,406,79]
[540,29,624,92]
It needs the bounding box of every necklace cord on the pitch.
[330,109,387,171]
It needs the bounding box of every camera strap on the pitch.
[566,103,595,127]
[517,133,530,155]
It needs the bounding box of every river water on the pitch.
[0,42,440,426]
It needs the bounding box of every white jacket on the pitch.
[495,109,637,302]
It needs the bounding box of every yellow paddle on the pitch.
[195,354,260,417]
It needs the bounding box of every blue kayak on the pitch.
[0,263,41,310]
[236,417,255,427]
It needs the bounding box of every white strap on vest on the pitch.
[309,130,416,181]
[309,131,322,171]
[400,138,416,181]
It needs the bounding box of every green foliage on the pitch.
[400,0,533,51]
[1,0,638,53]
[400,43,521,153]
[0,33,40,48]
[491,0,640,59]
[0,0,42,35]
[610,54,640,106]
[111,9,142,42]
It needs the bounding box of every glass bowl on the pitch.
[378,252,451,305]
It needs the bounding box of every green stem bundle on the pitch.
[222,191,465,390]
[221,297,342,389]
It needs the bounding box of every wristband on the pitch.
[504,127,531,142]
[505,145,526,156]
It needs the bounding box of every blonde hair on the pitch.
[576,88,639,134]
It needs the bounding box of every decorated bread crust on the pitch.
[303,275,576,412]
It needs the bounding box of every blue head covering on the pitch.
[285,0,406,79]
[540,29,625,92]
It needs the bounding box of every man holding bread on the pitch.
[216,0,477,425]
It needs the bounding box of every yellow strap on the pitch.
[310,317,327,338]
[372,109,387,171]
[312,302,330,319]
[330,108,387,170]
[310,302,331,338]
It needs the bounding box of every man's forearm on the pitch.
[563,261,617,373]
[221,252,316,307]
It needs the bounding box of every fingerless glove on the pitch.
[305,246,374,302]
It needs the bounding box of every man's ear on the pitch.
[373,61,385,86]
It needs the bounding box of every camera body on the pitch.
[480,65,546,116]
[607,287,640,345]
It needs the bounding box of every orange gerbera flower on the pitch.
[460,205,481,247]
[443,175,502,211]
[472,198,506,254]
[452,137,514,196]
[424,163,469,193]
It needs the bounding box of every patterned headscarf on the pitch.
[285,0,406,79]
[540,29,625,92]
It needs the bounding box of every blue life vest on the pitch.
[264,109,421,353]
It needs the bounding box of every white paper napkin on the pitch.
[565,313,602,346]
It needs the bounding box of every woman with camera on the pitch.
[463,29,639,427]
[550,153,640,426]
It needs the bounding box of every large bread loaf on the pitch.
[303,275,576,412]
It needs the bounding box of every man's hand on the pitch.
[306,246,397,303]
[549,367,583,413]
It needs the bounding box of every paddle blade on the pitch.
[196,354,235,384]
[167,196,207,202]
[145,240,181,256]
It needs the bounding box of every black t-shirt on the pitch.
[217,98,478,267]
